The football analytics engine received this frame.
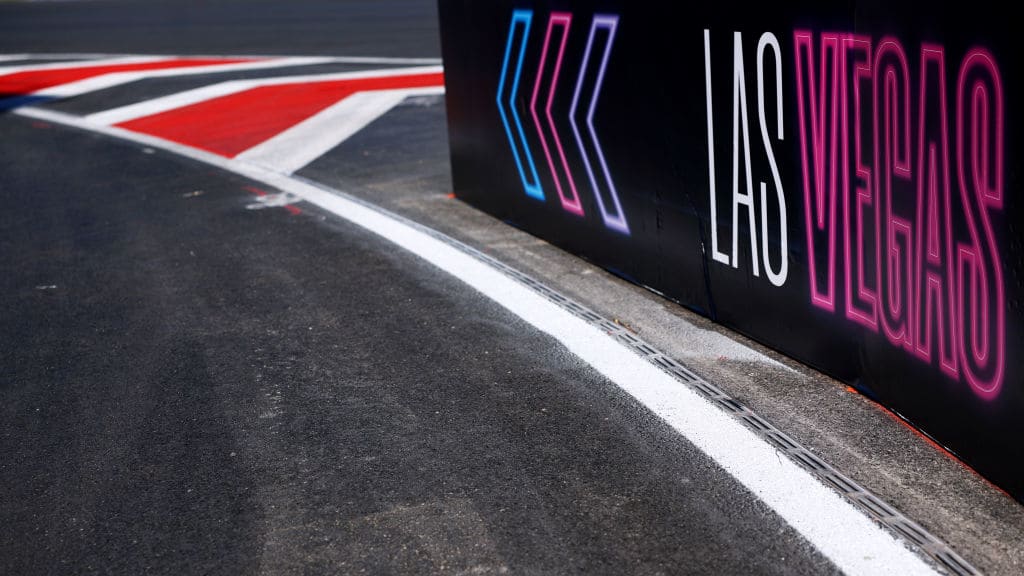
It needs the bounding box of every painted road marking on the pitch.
[0,55,445,173]
[112,70,444,157]
[27,57,341,99]
[0,55,169,77]
[0,57,262,95]
[243,185,302,215]
[16,105,943,576]
[86,66,443,125]
[0,53,442,71]
[0,54,444,103]
[236,86,444,174]
[300,56,442,65]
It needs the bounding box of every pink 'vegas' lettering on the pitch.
[841,35,878,329]
[873,38,914,352]
[795,32,1006,400]
[956,48,1005,399]
[912,45,958,377]
[795,31,840,311]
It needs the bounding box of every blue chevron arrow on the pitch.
[497,9,545,201]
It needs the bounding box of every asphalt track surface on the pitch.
[1,112,844,574]
[0,1,1018,575]
[0,0,441,58]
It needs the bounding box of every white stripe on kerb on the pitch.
[0,53,442,78]
[0,55,169,77]
[33,57,338,98]
[86,65,444,125]
[14,106,940,576]
[235,86,445,174]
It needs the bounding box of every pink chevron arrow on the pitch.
[529,12,584,216]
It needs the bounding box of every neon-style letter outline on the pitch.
[497,10,545,200]
[955,48,1005,399]
[913,45,958,378]
[841,35,879,330]
[874,38,914,351]
[794,31,840,311]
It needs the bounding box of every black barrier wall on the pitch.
[437,1,1021,500]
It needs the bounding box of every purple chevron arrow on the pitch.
[529,12,584,216]
[570,14,630,234]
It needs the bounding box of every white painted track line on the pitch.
[0,53,442,76]
[0,52,159,61]
[14,106,941,576]
[34,57,338,98]
[314,55,443,65]
[85,65,444,126]
[0,55,169,77]
[235,86,445,173]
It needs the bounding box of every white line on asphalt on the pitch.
[14,105,941,576]
[85,65,444,125]
[0,53,442,72]
[33,57,339,98]
[0,52,138,59]
[317,56,443,65]
[0,53,163,61]
[0,55,169,77]
[235,86,445,174]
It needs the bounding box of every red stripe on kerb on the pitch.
[0,58,259,95]
[115,72,445,158]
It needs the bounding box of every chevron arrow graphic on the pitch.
[529,12,584,216]
[497,9,545,201]
[570,14,630,234]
